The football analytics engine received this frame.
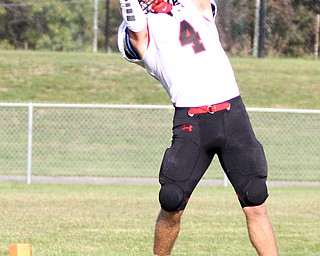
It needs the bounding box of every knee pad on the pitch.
[159,183,185,212]
[241,177,269,207]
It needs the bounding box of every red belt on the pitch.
[188,102,231,116]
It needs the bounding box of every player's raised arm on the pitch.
[119,0,148,59]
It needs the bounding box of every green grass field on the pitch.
[0,184,319,256]
[0,51,319,255]
[0,50,319,181]
[0,50,319,109]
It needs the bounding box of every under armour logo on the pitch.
[181,124,193,132]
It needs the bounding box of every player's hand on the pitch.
[151,0,172,13]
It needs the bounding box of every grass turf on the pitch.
[0,51,319,109]
[0,184,319,255]
[0,51,319,255]
[0,50,319,181]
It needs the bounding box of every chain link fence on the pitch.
[0,103,319,183]
[228,0,320,57]
[0,0,319,57]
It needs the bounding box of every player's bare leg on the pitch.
[153,209,183,256]
[243,203,279,256]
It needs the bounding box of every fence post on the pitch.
[315,14,320,60]
[105,0,111,53]
[27,103,34,185]
[93,0,99,52]
[253,0,260,57]
[258,0,266,58]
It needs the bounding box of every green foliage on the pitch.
[0,0,95,51]
[266,0,319,56]
[0,0,319,55]
[0,39,14,49]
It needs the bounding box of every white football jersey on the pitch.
[118,0,240,107]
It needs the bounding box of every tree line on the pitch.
[0,0,319,56]
[218,0,320,56]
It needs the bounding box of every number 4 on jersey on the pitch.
[179,20,206,54]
